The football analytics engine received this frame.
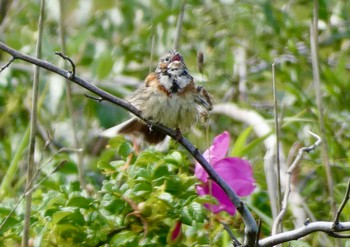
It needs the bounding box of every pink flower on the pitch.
[195,131,255,215]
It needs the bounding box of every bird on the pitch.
[101,50,213,144]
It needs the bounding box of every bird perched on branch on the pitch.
[101,50,213,144]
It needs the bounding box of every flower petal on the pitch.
[197,182,236,215]
[195,131,230,182]
[196,157,255,215]
[204,131,230,164]
[213,157,255,196]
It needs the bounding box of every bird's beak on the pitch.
[172,54,182,62]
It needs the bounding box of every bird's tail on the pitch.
[100,118,167,144]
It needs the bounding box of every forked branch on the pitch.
[272,131,321,235]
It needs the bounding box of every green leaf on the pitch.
[181,202,206,225]
[153,164,171,179]
[165,176,182,194]
[132,167,152,181]
[231,126,254,157]
[97,160,114,172]
[67,195,93,209]
[180,177,198,192]
[110,160,128,169]
[180,207,192,225]
[50,224,86,244]
[133,181,152,196]
[52,209,85,226]
[194,195,218,205]
[134,151,160,166]
[109,136,127,149]
[52,211,72,224]
[231,126,271,157]
[238,132,271,157]
[118,142,133,157]
[164,151,183,166]
[101,180,117,193]
[40,190,66,211]
[0,208,20,232]
[188,202,205,222]
[101,194,126,214]
[0,206,11,216]
[56,160,78,174]
[110,230,138,246]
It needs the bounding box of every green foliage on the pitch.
[0,137,218,246]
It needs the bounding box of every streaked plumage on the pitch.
[103,50,213,144]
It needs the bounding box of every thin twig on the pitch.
[272,131,321,235]
[222,223,241,246]
[0,145,82,231]
[0,159,67,230]
[22,0,45,246]
[25,160,67,196]
[333,180,350,228]
[84,93,104,102]
[0,56,15,73]
[57,1,85,189]
[54,51,76,78]
[328,232,350,238]
[310,0,337,218]
[0,41,258,246]
[254,219,262,247]
[272,63,282,234]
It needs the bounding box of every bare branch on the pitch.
[0,56,16,73]
[54,51,76,78]
[0,41,258,246]
[259,221,350,246]
[333,180,350,228]
[272,131,321,235]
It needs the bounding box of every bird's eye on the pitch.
[164,57,170,62]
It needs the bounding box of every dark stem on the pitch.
[222,223,241,246]
[84,94,104,102]
[0,56,15,73]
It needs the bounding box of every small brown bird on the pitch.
[102,50,213,144]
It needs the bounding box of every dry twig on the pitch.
[272,131,321,235]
